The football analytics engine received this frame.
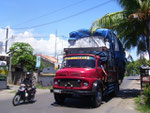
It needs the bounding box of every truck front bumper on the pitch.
[51,88,95,96]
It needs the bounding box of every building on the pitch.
[38,55,58,86]
[0,54,9,89]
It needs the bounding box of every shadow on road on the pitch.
[127,78,140,81]
[51,77,141,108]
[117,89,140,99]
[51,98,95,109]
[51,88,141,109]
[13,100,36,107]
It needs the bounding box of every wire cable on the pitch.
[0,27,7,29]
[11,0,113,30]
[12,0,87,27]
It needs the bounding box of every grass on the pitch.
[10,90,17,93]
[36,85,52,90]
[135,96,150,113]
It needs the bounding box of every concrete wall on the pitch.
[42,64,57,73]
[38,63,56,87]
[11,72,25,85]
[10,71,54,87]
[0,80,7,89]
[38,75,54,87]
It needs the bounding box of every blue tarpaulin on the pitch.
[69,29,112,41]
[68,29,126,75]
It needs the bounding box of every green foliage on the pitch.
[135,96,150,113]
[90,0,150,57]
[10,90,17,93]
[9,42,36,71]
[90,11,127,32]
[126,58,150,76]
[135,86,150,112]
[36,85,52,89]
[144,86,150,106]
[126,61,136,76]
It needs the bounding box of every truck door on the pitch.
[97,60,104,80]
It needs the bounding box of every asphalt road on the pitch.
[0,76,140,113]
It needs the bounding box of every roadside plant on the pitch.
[143,85,150,106]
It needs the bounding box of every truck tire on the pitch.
[54,93,65,104]
[111,82,119,97]
[91,87,102,108]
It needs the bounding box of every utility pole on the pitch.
[5,28,9,53]
[55,29,57,57]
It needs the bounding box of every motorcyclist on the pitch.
[23,72,33,87]
[22,72,34,99]
[12,72,36,105]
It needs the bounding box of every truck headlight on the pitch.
[54,81,58,85]
[93,82,97,87]
[83,82,89,86]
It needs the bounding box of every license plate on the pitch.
[53,89,61,93]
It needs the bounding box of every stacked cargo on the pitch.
[67,29,126,77]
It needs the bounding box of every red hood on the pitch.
[56,68,97,77]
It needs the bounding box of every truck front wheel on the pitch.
[91,87,102,108]
[54,93,65,104]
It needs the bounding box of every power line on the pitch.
[12,0,113,30]
[9,34,68,39]
[0,27,6,29]
[12,0,87,27]
[11,35,49,39]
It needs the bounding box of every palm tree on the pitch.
[90,0,150,60]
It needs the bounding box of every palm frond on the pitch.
[137,37,147,55]
[90,11,127,32]
[117,0,140,13]
[90,0,150,57]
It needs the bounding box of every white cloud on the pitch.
[0,27,69,59]
[125,50,130,58]
[126,49,149,61]
[137,52,149,60]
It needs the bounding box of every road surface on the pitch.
[0,76,140,113]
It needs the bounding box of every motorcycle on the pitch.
[12,83,36,106]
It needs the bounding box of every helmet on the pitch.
[26,72,31,75]
[26,72,31,78]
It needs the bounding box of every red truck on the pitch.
[51,29,126,107]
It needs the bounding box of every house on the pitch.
[37,55,58,86]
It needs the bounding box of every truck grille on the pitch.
[58,79,81,87]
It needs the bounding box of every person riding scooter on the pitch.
[22,72,35,100]
[12,72,36,106]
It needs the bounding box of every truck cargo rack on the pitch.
[64,47,109,55]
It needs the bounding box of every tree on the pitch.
[9,42,36,71]
[125,58,150,76]
[90,0,150,60]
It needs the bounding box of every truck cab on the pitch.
[52,53,113,107]
[54,54,104,89]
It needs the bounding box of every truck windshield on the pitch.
[63,56,95,68]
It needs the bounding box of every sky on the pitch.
[0,0,142,61]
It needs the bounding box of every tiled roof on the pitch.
[38,54,58,63]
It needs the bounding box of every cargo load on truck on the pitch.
[66,28,126,80]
